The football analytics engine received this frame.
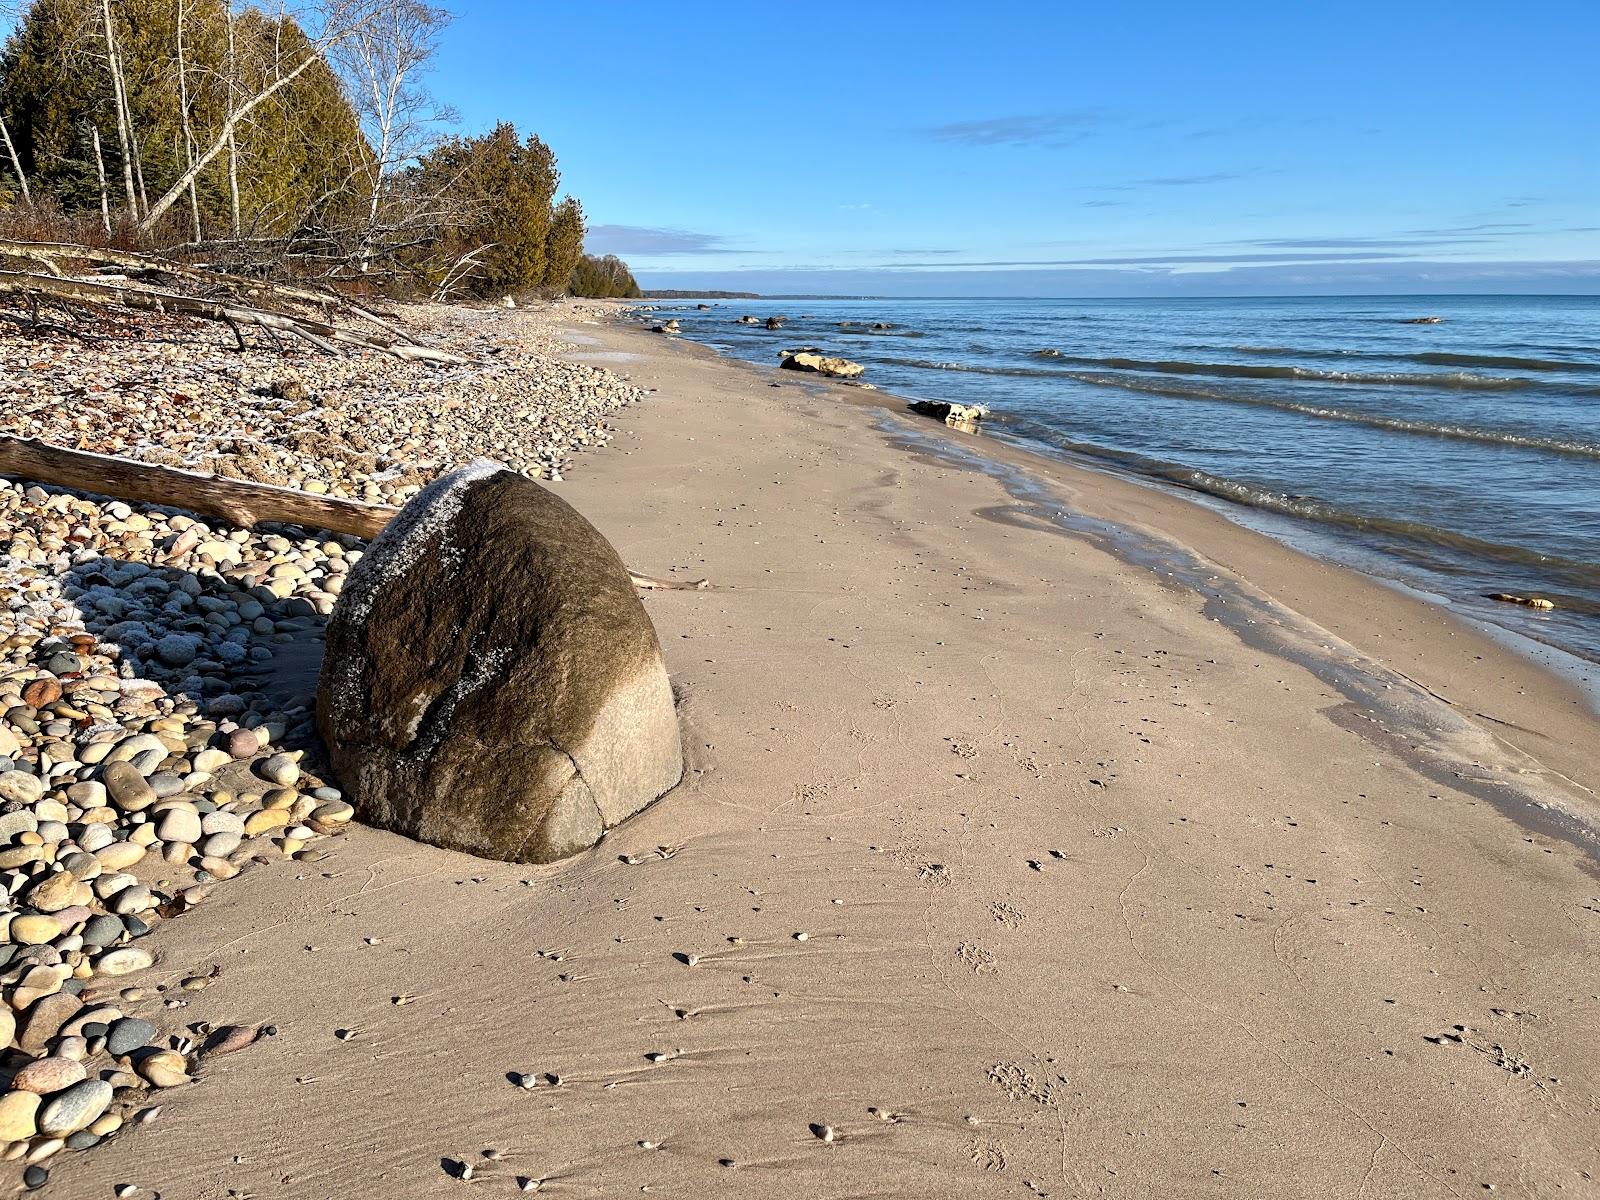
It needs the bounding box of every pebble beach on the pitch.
[0,297,655,1188]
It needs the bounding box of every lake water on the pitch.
[653,295,1600,666]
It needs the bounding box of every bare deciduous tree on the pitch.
[98,0,140,214]
[334,0,449,271]
[0,114,28,206]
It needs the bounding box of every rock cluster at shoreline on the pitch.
[0,299,652,1187]
[1,301,648,495]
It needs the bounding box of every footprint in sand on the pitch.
[956,942,998,974]
[990,901,1027,928]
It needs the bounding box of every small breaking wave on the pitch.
[1227,345,1598,372]
[1054,372,1600,461]
[884,352,1600,396]
[989,416,1600,589]
[875,356,1600,459]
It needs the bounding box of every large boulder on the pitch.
[780,351,865,379]
[317,463,683,864]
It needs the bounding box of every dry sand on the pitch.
[62,305,1600,1199]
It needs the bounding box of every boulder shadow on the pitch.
[57,554,330,746]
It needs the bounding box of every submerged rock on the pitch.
[318,463,683,864]
[780,352,865,379]
[909,399,989,429]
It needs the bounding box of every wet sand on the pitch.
[65,304,1600,1198]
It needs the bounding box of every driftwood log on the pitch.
[0,270,468,365]
[0,437,707,591]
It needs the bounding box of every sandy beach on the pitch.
[12,301,1600,1199]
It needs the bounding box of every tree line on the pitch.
[0,0,640,298]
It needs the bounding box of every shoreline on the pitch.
[31,298,1600,1197]
[659,297,1600,673]
[597,315,1600,840]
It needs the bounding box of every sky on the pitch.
[254,2,1600,294]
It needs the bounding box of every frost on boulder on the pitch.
[316,464,683,864]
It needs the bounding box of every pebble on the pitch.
[0,1090,41,1140]
[81,914,127,949]
[11,1057,87,1094]
[155,806,203,844]
[101,761,156,812]
[96,947,155,976]
[259,753,300,786]
[18,992,81,1054]
[107,1017,158,1057]
[11,915,63,945]
[0,769,44,804]
[137,1050,190,1089]
[38,1080,113,1136]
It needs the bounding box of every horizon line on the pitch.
[640,291,1600,301]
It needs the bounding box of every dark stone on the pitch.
[107,1016,158,1057]
[82,914,125,948]
[317,465,683,864]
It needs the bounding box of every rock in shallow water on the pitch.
[317,464,683,864]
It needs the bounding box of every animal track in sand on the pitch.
[1426,1020,1556,1089]
[987,1061,1061,1107]
[947,739,979,759]
[880,843,953,887]
[990,901,1027,927]
[967,1137,1008,1172]
[791,780,831,807]
[956,942,998,973]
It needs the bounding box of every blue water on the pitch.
[650,295,1600,664]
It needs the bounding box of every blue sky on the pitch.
[328,2,1600,295]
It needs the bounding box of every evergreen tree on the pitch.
[543,194,583,290]
[569,252,640,299]
[0,0,368,235]
[413,122,560,295]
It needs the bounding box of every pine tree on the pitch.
[543,194,584,291]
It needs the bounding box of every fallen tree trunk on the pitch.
[0,270,468,365]
[0,238,412,343]
[0,437,707,591]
